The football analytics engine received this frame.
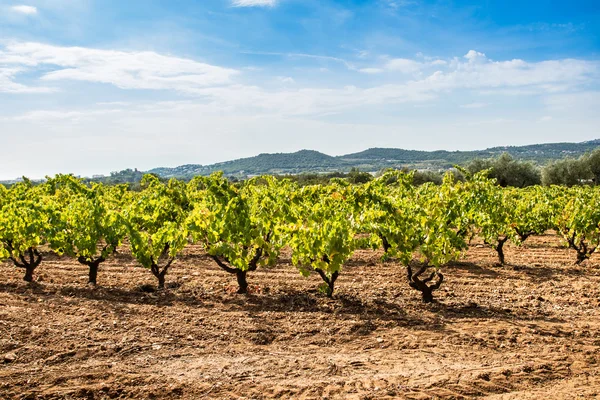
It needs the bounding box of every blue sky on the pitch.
[0,0,599,179]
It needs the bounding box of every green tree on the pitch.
[583,149,600,184]
[542,158,592,186]
[411,170,443,186]
[347,168,373,184]
[466,153,541,187]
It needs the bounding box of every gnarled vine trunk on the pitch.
[515,228,535,244]
[565,232,596,265]
[314,267,339,298]
[6,244,42,283]
[210,247,262,294]
[379,233,391,253]
[149,244,174,290]
[209,232,272,294]
[485,236,509,265]
[151,259,173,290]
[236,269,249,294]
[77,256,105,285]
[406,263,443,303]
[495,236,508,265]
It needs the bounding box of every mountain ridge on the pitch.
[146,139,600,179]
[4,139,598,184]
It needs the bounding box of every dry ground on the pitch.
[1,234,599,399]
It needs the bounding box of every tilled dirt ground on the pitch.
[1,234,600,399]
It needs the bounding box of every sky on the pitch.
[0,0,599,179]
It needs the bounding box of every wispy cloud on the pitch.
[383,0,417,10]
[241,50,356,70]
[0,42,238,93]
[0,67,54,93]
[460,102,488,109]
[192,50,598,116]
[357,50,597,94]
[358,67,384,74]
[542,92,600,113]
[231,0,277,7]
[11,5,38,15]
[9,108,122,122]
[384,58,423,74]
[359,57,447,74]
[1,43,598,119]
[438,51,598,92]
[276,76,295,84]
[463,118,517,126]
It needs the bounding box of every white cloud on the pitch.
[384,0,417,10]
[460,102,488,109]
[1,42,598,120]
[361,57,444,75]
[426,51,598,94]
[96,101,131,107]
[538,116,553,122]
[1,42,599,179]
[0,67,54,93]
[0,42,238,93]
[11,5,38,15]
[356,50,597,104]
[275,50,596,114]
[276,76,295,84]
[463,118,516,126]
[464,50,487,64]
[543,92,600,110]
[241,50,356,70]
[232,0,277,7]
[9,108,122,122]
[358,67,384,74]
[183,82,437,117]
[385,58,422,74]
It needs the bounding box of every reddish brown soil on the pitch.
[1,234,600,399]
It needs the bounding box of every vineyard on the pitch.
[1,172,600,398]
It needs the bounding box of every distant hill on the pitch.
[3,139,599,185]
[149,149,343,178]
[147,139,600,179]
[339,139,600,169]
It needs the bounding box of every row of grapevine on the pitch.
[1,171,598,302]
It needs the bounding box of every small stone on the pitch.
[3,353,17,363]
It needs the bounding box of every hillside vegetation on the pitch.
[148,139,600,179]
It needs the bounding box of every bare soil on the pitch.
[1,234,600,399]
